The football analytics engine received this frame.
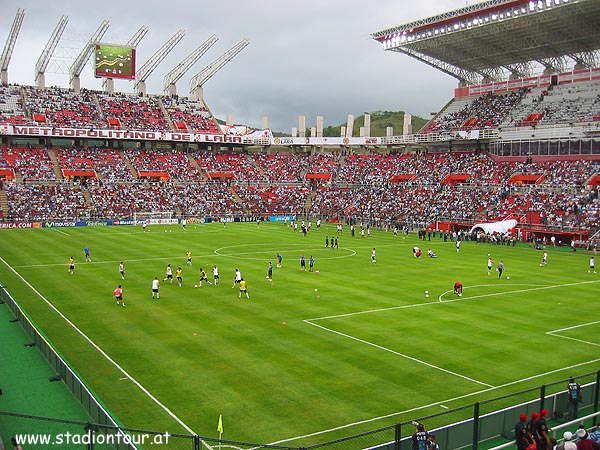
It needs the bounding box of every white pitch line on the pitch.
[273,279,600,447]
[545,320,600,348]
[547,320,600,334]
[268,356,600,447]
[304,319,494,388]
[306,284,549,322]
[438,280,600,303]
[0,256,197,436]
[52,228,70,236]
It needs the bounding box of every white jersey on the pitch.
[487,258,493,268]
[166,266,172,276]
[235,270,242,281]
[213,266,219,277]
[152,279,159,289]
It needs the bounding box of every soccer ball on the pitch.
[194,285,198,288]
[164,230,167,232]
[314,288,318,292]
[507,276,511,280]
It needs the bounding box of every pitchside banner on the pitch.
[1,125,245,144]
[0,125,391,146]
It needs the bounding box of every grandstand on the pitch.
[1,1,600,449]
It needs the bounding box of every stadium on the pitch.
[0,1,599,449]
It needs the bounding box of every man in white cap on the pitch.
[561,431,576,450]
[575,428,597,450]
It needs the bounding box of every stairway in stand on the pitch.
[46,148,64,180]
[0,188,9,220]
[187,154,207,180]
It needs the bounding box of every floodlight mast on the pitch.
[70,20,110,92]
[134,29,185,96]
[102,25,148,93]
[0,8,25,85]
[189,38,249,101]
[163,33,219,97]
[35,15,68,89]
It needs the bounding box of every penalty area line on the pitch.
[0,256,197,436]
[438,279,600,303]
[303,319,494,388]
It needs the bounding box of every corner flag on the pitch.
[217,414,223,435]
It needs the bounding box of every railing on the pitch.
[488,411,600,450]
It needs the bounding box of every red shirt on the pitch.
[114,287,123,297]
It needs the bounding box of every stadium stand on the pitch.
[0,85,27,125]
[23,86,105,129]
[162,95,222,134]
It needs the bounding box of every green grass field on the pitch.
[0,222,599,447]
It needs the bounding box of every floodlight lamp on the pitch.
[492,13,498,19]
[529,1,535,10]
[538,0,544,8]
[506,11,511,16]
[473,18,479,24]
[499,13,504,18]
[454,23,460,30]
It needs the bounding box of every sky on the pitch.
[1,0,477,133]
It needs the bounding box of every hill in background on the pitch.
[270,111,428,138]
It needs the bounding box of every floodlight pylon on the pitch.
[0,8,25,85]
[134,29,185,96]
[70,20,110,92]
[35,15,68,89]
[163,34,219,96]
[189,38,249,100]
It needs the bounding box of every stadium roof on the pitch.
[372,0,600,85]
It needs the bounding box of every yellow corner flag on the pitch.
[217,414,223,435]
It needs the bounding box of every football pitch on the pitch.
[0,222,599,446]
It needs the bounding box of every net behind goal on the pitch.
[133,211,178,225]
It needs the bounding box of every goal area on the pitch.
[133,211,178,225]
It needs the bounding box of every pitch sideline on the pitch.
[0,256,197,436]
